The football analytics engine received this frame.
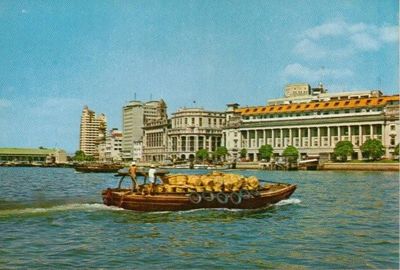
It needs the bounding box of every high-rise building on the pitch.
[79,105,107,158]
[122,99,167,160]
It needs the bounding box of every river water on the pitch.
[0,167,398,269]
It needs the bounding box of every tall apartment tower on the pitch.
[79,105,107,159]
[122,99,167,160]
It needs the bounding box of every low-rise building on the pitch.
[132,140,143,162]
[98,129,123,162]
[0,148,67,164]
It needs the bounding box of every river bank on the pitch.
[233,161,399,171]
[320,162,399,171]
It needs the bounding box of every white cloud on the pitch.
[350,33,380,51]
[295,20,398,59]
[282,63,354,82]
[294,39,327,59]
[379,26,398,43]
[0,99,11,109]
[304,21,347,39]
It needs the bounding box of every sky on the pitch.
[0,0,398,153]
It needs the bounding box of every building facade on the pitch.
[167,108,225,161]
[0,148,67,164]
[79,106,107,159]
[142,118,169,162]
[122,100,167,160]
[227,85,399,161]
[98,129,123,162]
[222,103,242,162]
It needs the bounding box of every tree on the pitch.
[334,141,354,162]
[282,145,299,163]
[73,150,95,162]
[240,148,247,159]
[196,149,209,161]
[215,146,228,161]
[361,139,385,161]
[73,150,86,162]
[258,144,273,161]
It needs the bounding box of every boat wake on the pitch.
[275,198,301,206]
[0,203,123,217]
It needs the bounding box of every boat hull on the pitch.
[101,184,296,212]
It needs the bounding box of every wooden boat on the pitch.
[75,163,124,173]
[101,171,296,212]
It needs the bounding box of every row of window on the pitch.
[173,117,225,127]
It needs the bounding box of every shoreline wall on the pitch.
[320,162,399,171]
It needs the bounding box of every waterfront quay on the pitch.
[0,167,398,269]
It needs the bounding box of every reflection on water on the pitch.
[0,167,398,269]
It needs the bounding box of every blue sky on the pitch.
[0,0,398,153]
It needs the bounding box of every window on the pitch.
[391,125,396,131]
[199,118,202,126]
[191,118,195,125]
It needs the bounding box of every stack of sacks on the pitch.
[245,176,260,190]
[156,173,260,193]
[187,175,202,186]
[222,174,245,192]
[200,175,214,192]
[213,176,224,192]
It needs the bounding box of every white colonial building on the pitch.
[222,84,399,161]
[167,107,225,161]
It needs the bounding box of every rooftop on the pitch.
[237,95,399,116]
[0,148,62,155]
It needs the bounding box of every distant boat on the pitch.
[75,164,124,173]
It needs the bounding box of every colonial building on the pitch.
[167,107,225,160]
[142,118,169,162]
[98,129,123,162]
[79,106,107,159]
[122,99,167,160]
[225,84,399,161]
[222,103,242,162]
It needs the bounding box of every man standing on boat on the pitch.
[129,162,137,191]
[148,164,156,184]
[147,164,157,194]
